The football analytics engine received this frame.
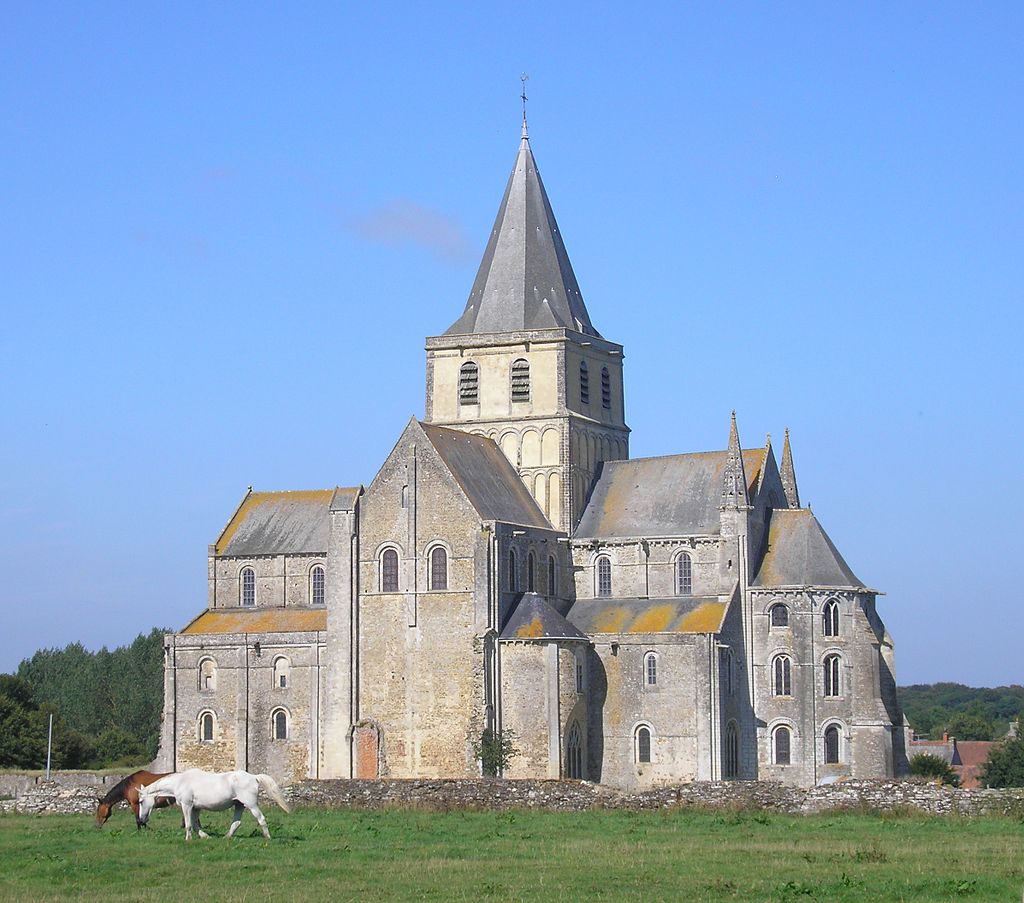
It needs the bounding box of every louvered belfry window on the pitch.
[511,358,530,403]
[601,367,611,409]
[580,361,590,405]
[459,362,479,405]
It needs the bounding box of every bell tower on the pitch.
[423,127,629,532]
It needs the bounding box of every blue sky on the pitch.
[1,2,1021,685]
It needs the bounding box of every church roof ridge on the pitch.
[444,132,599,338]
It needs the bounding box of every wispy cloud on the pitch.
[344,199,473,264]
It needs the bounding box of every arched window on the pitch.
[769,603,789,628]
[273,656,290,690]
[198,657,217,692]
[508,549,518,592]
[511,358,530,403]
[527,552,535,592]
[198,711,215,743]
[575,653,585,692]
[380,548,399,592]
[822,599,840,637]
[644,651,658,686]
[772,655,792,696]
[724,721,739,778]
[595,555,612,597]
[429,546,448,591]
[566,721,583,779]
[635,726,652,764]
[240,567,255,607]
[823,654,841,697]
[310,565,325,606]
[579,361,590,405]
[824,724,841,764]
[773,726,791,765]
[675,553,693,595]
[722,648,734,696]
[548,555,557,597]
[601,366,611,409]
[459,361,479,405]
[272,708,289,741]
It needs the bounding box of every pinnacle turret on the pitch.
[720,411,749,509]
[780,427,800,508]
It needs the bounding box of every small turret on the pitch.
[720,411,749,509]
[780,427,800,508]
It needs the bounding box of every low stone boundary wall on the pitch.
[4,775,1024,817]
[288,779,1024,817]
[0,772,129,815]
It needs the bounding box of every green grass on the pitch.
[1,807,1022,901]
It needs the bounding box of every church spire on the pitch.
[444,128,598,337]
[780,427,800,508]
[720,411,749,509]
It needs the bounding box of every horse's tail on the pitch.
[255,774,291,814]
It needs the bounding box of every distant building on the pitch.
[156,123,906,788]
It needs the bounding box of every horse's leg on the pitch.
[182,802,193,841]
[226,802,244,838]
[248,803,271,840]
[193,807,209,840]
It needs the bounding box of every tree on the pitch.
[0,676,93,769]
[909,753,960,786]
[472,729,519,777]
[946,708,995,741]
[981,737,1024,788]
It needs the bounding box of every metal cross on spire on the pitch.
[520,73,529,138]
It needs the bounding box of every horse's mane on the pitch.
[98,771,144,805]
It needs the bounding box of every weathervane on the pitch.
[520,73,529,137]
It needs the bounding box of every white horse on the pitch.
[137,769,290,840]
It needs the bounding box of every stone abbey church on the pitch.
[156,126,906,789]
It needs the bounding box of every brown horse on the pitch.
[95,770,174,828]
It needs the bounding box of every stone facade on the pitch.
[156,127,904,789]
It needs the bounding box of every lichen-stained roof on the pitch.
[330,486,360,511]
[421,423,551,529]
[567,596,728,635]
[181,608,327,635]
[752,509,865,588]
[499,593,589,642]
[215,489,345,556]
[574,449,764,539]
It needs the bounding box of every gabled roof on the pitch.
[181,608,327,635]
[566,596,728,635]
[574,450,764,539]
[215,489,344,556]
[421,423,551,529]
[752,509,864,588]
[499,593,589,642]
[444,134,598,337]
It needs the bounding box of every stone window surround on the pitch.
[198,656,217,693]
[822,719,846,764]
[309,563,326,606]
[633,721,655,764]
[643,650,659,689]
[425,541,452,592]
[822,651,843,698]
[769,719,796,766]
[197,709,217,743]
[377,543,403,593]
[771,653,793,696]
[272,655,290,690]
[271,706,290,741]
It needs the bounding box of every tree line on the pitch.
[0,629,167,769]
[898,682,1024,741]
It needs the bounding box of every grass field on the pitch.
[1,807,1022,901]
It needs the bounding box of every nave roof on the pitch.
[574,449,766,539]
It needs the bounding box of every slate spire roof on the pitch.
[445,133,599,337]
[780,427,800,508]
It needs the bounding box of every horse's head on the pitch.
[94,798,112,828]
[136,785,157,826]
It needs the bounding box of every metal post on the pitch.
[45,713,53,779]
